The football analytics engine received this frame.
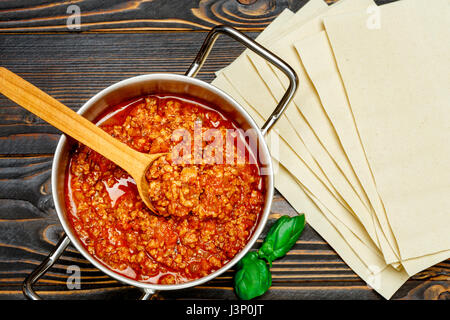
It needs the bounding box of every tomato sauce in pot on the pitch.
[65,94,265,284]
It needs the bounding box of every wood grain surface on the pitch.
[0,0,398,33]
[0,0,448,300]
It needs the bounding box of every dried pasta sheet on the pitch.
[248,0,378,215]
[220,65,380,256]
[274,163,409,300]
[219,0,345,202]
[210,74,409,300]
[324,0,450,260]
[294,30,450,276]
[241,0,405,264]
[294,31,401,265]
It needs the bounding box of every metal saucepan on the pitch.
[23,25,297,300]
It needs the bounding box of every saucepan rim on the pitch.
[52,72,274,292]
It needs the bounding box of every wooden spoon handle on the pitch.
[0,67,148,175]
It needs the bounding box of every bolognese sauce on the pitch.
[65,94,264,284]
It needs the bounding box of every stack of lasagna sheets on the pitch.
[211,0,450,299]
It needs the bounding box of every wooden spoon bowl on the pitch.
[0,67,166,213]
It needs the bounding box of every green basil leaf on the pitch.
[234,252,271,300]
[258,215,305,264]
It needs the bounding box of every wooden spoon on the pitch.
[0,67,166,213]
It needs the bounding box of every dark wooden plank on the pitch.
[0,0,399,33]
[0,0,304,33]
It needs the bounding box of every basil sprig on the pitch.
[258,215,305,266]
[234,252,271,300]
[234,215,305,300]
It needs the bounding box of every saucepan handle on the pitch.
[185,25,298,135]
[23,234,71,300]
[23,234,155,300]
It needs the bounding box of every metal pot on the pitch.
[23,25,297,300]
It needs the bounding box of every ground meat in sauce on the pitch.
[66,95,264,284]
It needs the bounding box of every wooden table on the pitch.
[0,0,448,300]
